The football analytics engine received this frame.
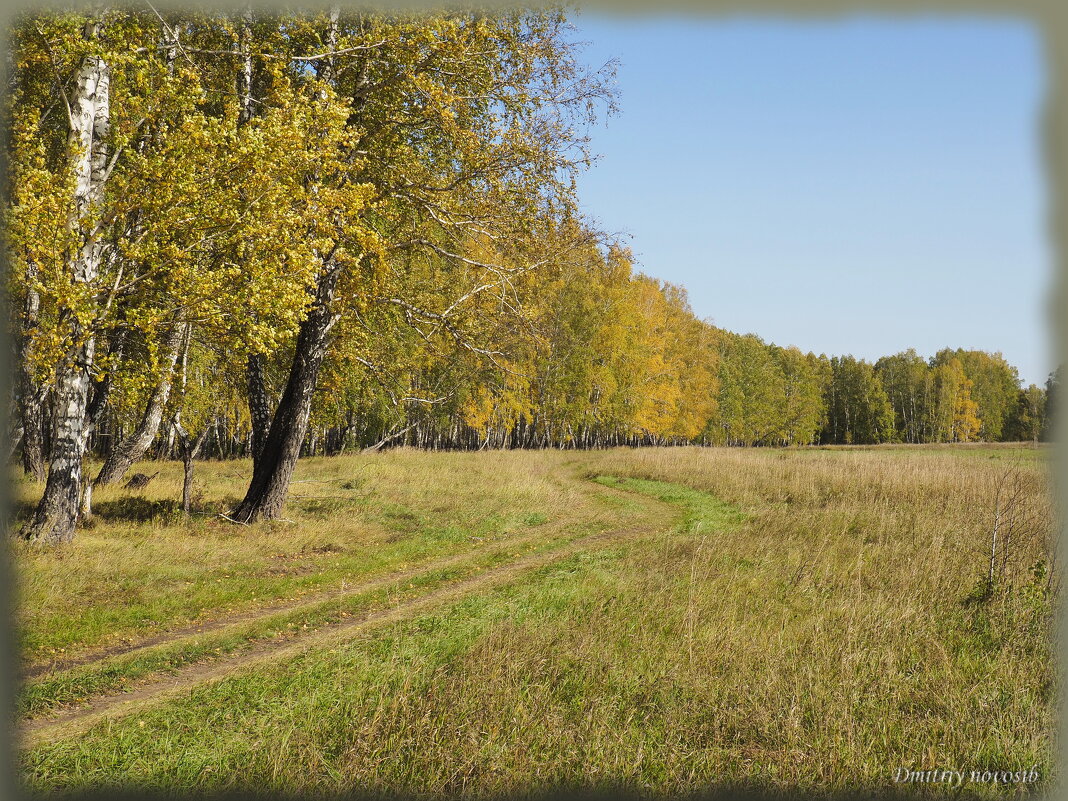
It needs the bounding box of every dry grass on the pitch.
[9,449,602,665]
[11,445,1058,798]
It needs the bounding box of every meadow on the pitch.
[9,444,1057,798]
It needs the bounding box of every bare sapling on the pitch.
[980,463,1054,599]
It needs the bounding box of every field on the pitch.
[8,444,1057,798]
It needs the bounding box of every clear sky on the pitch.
[571,13,1053,387]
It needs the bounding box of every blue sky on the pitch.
[570,13,1053,386]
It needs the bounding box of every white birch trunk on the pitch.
[93,324,184,487]
[21,48,110,543]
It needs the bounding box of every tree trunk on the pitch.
[361,422,416,454]
[316,7,340,85]
[18,365,47,482]
[94,324,183,486]
[21,45,110,543]
[211,417,223,459]
[18,261,47,481]
[233,10,273,469]
[176,422,210,516]
[84,320,125,444]
[6,422,23,465]
[236,6,255,127]
[231,263,341,522]
[19,382,47,482]
[246,353,271,464]
[81,325,127,520]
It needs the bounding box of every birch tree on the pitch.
[13,18,111,542]
[7,9,333,538]
[229,8,615,521]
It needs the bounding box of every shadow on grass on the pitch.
[11,494,215,527]
[9,497,37,523]
[9,497,185,531]
[298,497,367,520]
[88,497,181,524]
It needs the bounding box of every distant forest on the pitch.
[706,337,1052,448]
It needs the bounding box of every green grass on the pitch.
[20,481,739,796]
[593,475,747,534]
[12,445,1058,798]
[17,526,587,719]
[10,451,612,665]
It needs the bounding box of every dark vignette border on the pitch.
[0,0,1062,799]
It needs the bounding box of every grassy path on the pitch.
[19,472,679,749]
[23,519,600,681]
[18,523,608,720]
[19,525,642,748]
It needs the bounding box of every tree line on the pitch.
[5,6,1053,544]
[704,339,1052,447]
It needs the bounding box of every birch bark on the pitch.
[17,262,46,481]
[93,323,183,486]
[21,43,110,542]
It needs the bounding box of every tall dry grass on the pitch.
[15,445,1058,797]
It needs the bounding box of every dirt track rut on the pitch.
[22,523,571,681]
[19,514,655,750]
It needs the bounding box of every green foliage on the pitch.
[1003,384,1046,443]
[707,332,785,445]
[821,356,894,445]
[935,348,1021,441]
